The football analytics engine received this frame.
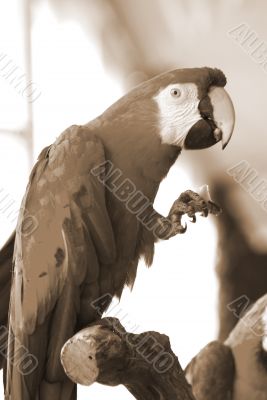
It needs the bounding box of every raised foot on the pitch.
[157,189,221,240]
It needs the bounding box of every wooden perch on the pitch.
[61,317,196,400]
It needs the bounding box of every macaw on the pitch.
[0,67,235,399]
[185,294,267,400]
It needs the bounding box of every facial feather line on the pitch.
[154,83,201,146]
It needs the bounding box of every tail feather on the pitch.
[4,312,77,400]
[0,232,78,400]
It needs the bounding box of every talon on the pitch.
[201,207,209,217]
[174,221,187,234]
[166,188,220,237]
[190,215,196,223]
[186,205,196,222]
[181,222,187,233]
[163,220,187,239]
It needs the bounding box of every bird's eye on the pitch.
[170,88,181,98]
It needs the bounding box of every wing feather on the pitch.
[6,125,116,399]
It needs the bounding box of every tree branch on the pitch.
[61,317,195,400]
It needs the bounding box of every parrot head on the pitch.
[152,67,235,150]
[106,67,235,152]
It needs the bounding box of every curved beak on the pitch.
[208,86,235,149]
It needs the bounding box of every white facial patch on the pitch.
[154,82,201,146]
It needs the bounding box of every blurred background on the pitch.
[0,0,267,398]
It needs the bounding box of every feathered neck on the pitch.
[87,103,180,201]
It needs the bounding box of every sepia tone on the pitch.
[0,1,267,399]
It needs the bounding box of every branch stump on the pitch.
[61,317,195,400]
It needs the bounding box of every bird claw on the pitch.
[156,216,187,240]
[190,215,196,223]
[180,221,187,233]
[163,189,221,239]
[167,220,187,239]
[201,205,209,218]
[174,221,187,234]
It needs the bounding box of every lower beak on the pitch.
[208,86,235,149]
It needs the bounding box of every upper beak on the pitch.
[208,86,235,149]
